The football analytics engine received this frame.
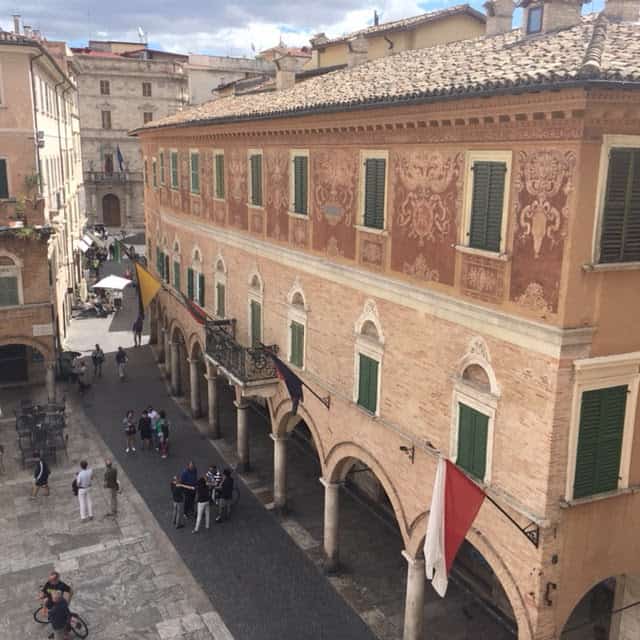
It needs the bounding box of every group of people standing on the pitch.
[122,407,170,457]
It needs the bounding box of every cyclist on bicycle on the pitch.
[48,591,71,639]
[40,571,73,608]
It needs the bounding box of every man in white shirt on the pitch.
[76,460,93,521]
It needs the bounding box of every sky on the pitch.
[0,0,604,57]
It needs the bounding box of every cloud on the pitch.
[0,0,453,56]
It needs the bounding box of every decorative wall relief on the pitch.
[228,149,248,230]
[291,218,308,249]
[251,212,264,235]
[312,150,358,260]
[391,150,463,286]
[360,236,385,269]
[460,254,505,304]
[265,149,289,242]
[509,149,576,314]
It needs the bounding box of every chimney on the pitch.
[274,54,298,90]
[347,35,368,68]
[604,0,640,20]
[484,0,514,35]
[23,24,32,38]
[520,0,585,36]
[12,14,20,34]
[374,10,380,26]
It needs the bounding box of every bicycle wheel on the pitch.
[33,606,48,624]
[69,612,89,639]
[231,486,240,506]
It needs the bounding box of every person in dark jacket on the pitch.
[132,314,143,347]
[103,459,118,516]
[216,468,234,523]
[47,591,70,640]
[192,477,211,533]
[180,462,197,518]
[31,451,50,499]
[171,477,185,529]
[138,410,152,451]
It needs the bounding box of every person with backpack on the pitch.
[91,344,105,378]
[123,410,136,453]
[115,346,128,381]
[158,410,170,459]
[31,451,50,499]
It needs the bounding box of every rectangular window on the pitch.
[250,300,262,347]
[0,276,19,307]
[142,82,152,97]
[144,160,148,186]
[173,261,180,291]
[187,267,195,300]
[101,110,112,130]
[170,151,179,189]
[0,159,8,199]
[457,403,489,481]
[198,273,205,307]
[216,283,226,317]
[290,321,304,368]
[526,6,543,34]
[250,154,262,206]
[152,159,157,188]
[468,161,507,252]
[293,155,308,215]
[143,112,153,124]
[363,158,386,230]
[159,152,165,185]
[357,354,379,413]
[100,80,110,95]
[156,247,162,277]
[599,148,640,263]
[164,255,170,283]
[573,386,627,499]
[190,152,200,194]
[215,153,225,199]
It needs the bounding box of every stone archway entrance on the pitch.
[170,326,188,397]
[189,341,208,418]
[102,193,121,227]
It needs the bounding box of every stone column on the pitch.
[149,306,158,345]
[164,331,171,377]
[189,359,200,418]
[270,433,288,512]
[170,341,180,395]
[235,397,250,471]
[206,373,220,439]
[320,478,340,573]
[402,551,425,640]
[158,328,166,363]
[45,363,56,403]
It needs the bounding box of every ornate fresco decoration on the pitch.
[327,237,344,258]
[265,150,289,242]
[515,282,552,315]
[514,150,575,258]
[291,219,308,248]
[402,254,440,282]
[360,237,384,269]
[394,151,463,246]
[313,150,358,225]
[213,202,226,225]
[171,191,180,209]
[460,254,506,304]
[228,150,246,203]
[458,336,499,396]
[467,336,491,364]
[192,199,201,217]
[180,152,189,191]
[354,298,385,344]
[251,213,263,235]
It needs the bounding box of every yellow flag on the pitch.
[135,262,161,309]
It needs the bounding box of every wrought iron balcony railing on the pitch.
[205,320,278,384]
[84,171,144,184]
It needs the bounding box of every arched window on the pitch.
[0,254,23,307]
[248,271,264,347]
[187,247,205,307]
[214,256,227,318]
[287,282,307,369]
[353,300,384,416]
[172,239,181,292]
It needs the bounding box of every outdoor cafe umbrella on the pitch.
[91,275,132,290]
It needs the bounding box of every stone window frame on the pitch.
[142,81,152,98]
[457,150,512,260]
[590,135,640,270]
[172,238,182,291]
[212,149,225,201]
[289,148,310,219]
[189,148,201,196]
[564,352,640,503]
[287,281,308,371]
[0,250,24,307]
[190,246,204,306]
[352,299,385,417]
[247,148,264,209]
[214,254,228,319]
[247,270,264,346]
[170,149,179,190]
[152,157,157,189]
[0,154,11,200]
[526,5,543,34]
[357,149,389,234]
[159,149,165,185]
[101,110,112,130]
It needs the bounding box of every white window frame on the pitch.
[213,149,225,201]
[247,271,264,346]
[247,148,263,209]
[357,150,389,233]
[458,150,512,258]
[191,247,203,305]
[287,283,308,370]
[189,149,200,196]
[565,352,640,502]
[289,149,309,218]
[591,135,640,267]
[0,155,10,199]
[0,251,24,307]
[170,149,179,190]
[214,255,228,319]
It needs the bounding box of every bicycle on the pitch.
[33,605,89,639]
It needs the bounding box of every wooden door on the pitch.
[102,194,121,227]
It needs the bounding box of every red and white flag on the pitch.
[424,457,485,597]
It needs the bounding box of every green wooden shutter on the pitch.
[294,156,308,214]
[290,321,304,367]
[469,161,506,252]
[251,301,262,347]
[160,153,164,184]
[187,268,194,300]
[364,158,386,229]
[156,248,161,276]
[600,149,640,263]
[0,159,8,199]
[573,386,627,499]
[357,354,378,413]
[164,255,170,282]
[457,404,488,480]
[173,261,180,291]
[216,283,225,317]
[215,155,225,198]
[191,153,200,193]
[251,155,262,206]
[198,273,205,307]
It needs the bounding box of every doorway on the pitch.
[102,193,121,227]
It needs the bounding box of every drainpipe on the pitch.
[29,51,45,201]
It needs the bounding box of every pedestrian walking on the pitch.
[192,477,211,533]
[170,476,185,529]
[115,346,128,381]
[77,361,90,394]
[180,461,197,518]
[76,460,93,521]
[103,458,119,516]
[132,314,143,347]
[158,410,170,459]
[148,406,160,450]
[138,409,152,450]
[91,344,104,378]
[108,243,115,261]
[31,451,50,499]
[123,410,136,453]
[216,468,234,523]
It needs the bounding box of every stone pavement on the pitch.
[0,388,233,640]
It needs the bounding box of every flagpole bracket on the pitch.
[524,522,540,548]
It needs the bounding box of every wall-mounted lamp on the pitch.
[399,444,415,464]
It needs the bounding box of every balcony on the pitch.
[0,197,46,227]
[205,320,279,388]
[84,171,143,184]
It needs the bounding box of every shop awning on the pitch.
[91,275,132,290]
